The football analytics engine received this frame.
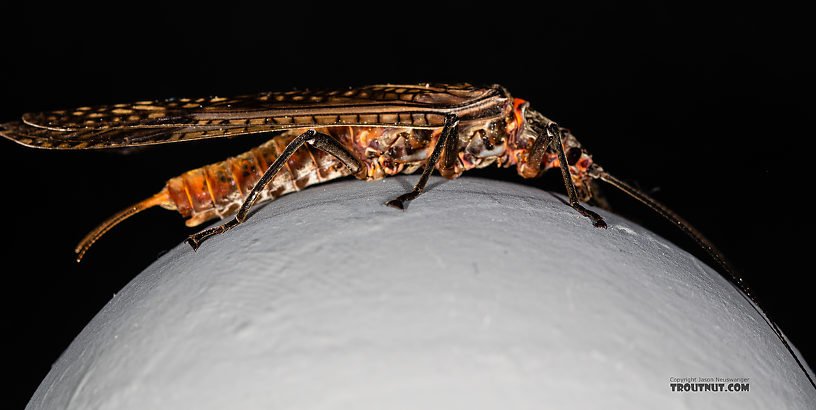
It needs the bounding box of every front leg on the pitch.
[525,122,607,228]
[549,123,607,228]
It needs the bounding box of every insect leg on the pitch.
[385,114,459,209]
[185,129,363,250]
[544,123,607,228]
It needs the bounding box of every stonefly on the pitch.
[2,83,812,389]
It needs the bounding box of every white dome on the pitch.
[26,176,815,409]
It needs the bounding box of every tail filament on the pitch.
[74,191,169,262]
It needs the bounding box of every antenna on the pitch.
[589,164,816,390]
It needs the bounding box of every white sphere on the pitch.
[27,176,815,409]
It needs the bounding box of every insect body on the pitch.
[1,83,607,258]
[2,83,814,389]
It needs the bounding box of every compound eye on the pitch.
[566,147,582,165]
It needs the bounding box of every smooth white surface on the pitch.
[27,176,815,409]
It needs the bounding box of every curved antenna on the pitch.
[593,167,739,283]
[75,191,170,262]
[590,165,816,390]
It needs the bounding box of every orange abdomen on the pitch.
[162,130,352,227]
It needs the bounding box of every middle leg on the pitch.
[385,114,459,210]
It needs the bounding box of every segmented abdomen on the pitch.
[164,129,352,227]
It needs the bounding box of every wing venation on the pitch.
[1,83,505,149]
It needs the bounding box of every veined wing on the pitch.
[0,83,508,149]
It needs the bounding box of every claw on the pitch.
[186,236,200,251]
[574,204,606,229]
[385,199,406,210]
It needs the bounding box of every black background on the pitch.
[1,2,812,407]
